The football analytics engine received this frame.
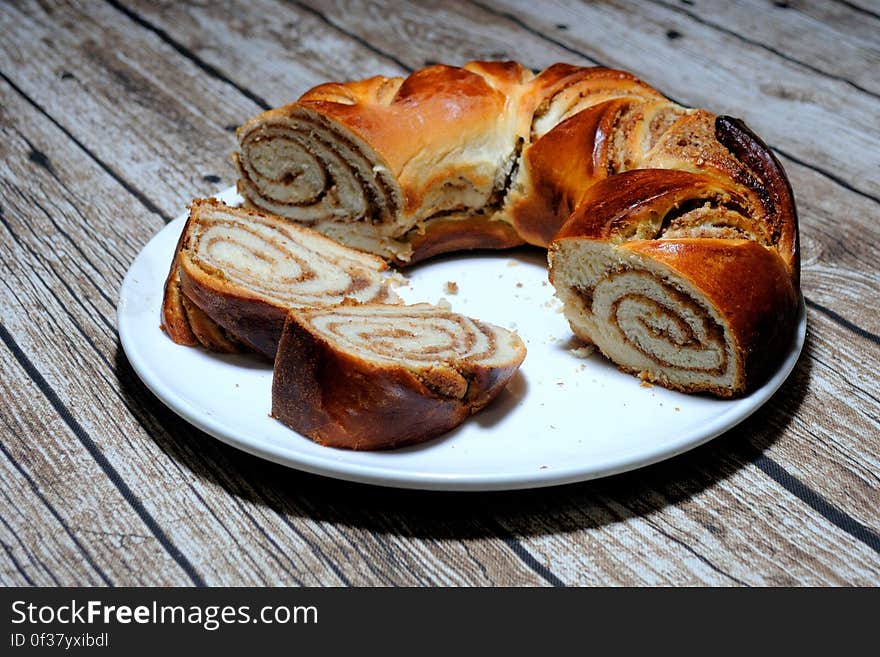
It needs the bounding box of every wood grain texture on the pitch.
[0,340,186,586]
[792,0,880,47]
[0,0,877,585]
[0,0,255,220]
[648,0,880,97]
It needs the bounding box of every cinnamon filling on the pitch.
[239,120,400,224]
[320,313,495,363]
[189,217,386,302]
[579,269,728,375]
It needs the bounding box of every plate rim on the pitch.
[117,189,806,491]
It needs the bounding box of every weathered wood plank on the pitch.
[0,0,258,219]
[123,0,880,584]
[0,3,548,585]
[648,0,880,97]
[793,0,880,46]
[1,0,876,585]
[112,0,403,104]
[243,409,880,586]
[0,340,189,585]
[509,443,879,585]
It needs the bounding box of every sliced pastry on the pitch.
[161,198,401,358]
[548,166,798,396]
[271,303,526,449]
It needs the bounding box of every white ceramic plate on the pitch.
[118,187,806,491]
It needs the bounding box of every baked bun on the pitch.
[271,303,526,449]
[233,62,797,259]
[228,61,800,397]
[234,62,675,263]
[550,237,797,396]
[549,167,798,396]
[161,198,400,358]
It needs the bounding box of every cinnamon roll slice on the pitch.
[271,304,527,450]
[161,199,401,358]
[549,238,797,396]
[235,64,528,263]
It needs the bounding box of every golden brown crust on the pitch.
[462,60,534,94]
[271,316,470,450]
[621,239,798,392]
[299,65,508,194]
[403,214,526,264]
[714,116,800,280]
[234,61,797,273]
[556,169,758,242]
[160,214,199,346]
[160,261,198,345]
[179,293,241,353]
[522,65,664,136]
[271,309,525,450]
[511,98,639,246]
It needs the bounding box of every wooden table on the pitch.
[1,0,877,587]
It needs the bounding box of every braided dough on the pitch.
[232,61,799,397]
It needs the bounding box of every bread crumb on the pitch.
[640,381,654,388]
[516,282,523,288]
[444,281,459,295]
[387,271,409,288]
[507,260,519,267]
[569,345,595,358]
[674,406,681,412]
